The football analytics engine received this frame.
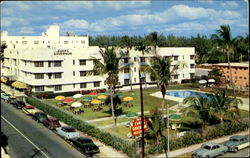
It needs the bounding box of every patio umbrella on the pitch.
[208,79,215,83]
[71,102,82,108]
[73,94,83,99]
[55,96,65,101]
[104,91,111,95]
[89,92,98,96]
[63,98,73,103]
[97,95,107,99]
[123,96,133,102]
[91,99,102,105]
[126,112,138,118]
[114,92,123,97]
[168,114,181,120]
[198,80,207,84]
[83,95,92,101]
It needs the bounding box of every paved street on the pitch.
[1,100,90,158]
[219,148,249,157]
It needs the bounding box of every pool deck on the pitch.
[150,90,249,111]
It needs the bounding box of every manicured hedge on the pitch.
[146,122,248,156]
[26,97,136,158]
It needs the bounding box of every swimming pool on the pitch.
[166,90,211,99]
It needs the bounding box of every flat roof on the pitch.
[213,62,249,68]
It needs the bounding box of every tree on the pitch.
[90,46,124,126]
[211,89,243,124]
[0,43,7,62]
[183,96,212,136]
[208,68,223,83]
[211,24,241,121]
[142,55,186,157]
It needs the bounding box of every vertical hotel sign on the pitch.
[131,117,148,136]
[54,49,72,55]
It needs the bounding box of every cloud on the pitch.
[220,1,238,9]
[53,1,94,10]
[60,19,89,29]
[6,1,31,11]
[197,0,214,4]
[1,17,29,27]
[17,27,35,34]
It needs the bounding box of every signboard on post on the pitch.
[131,117,148,136]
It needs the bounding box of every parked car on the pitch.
[1,93,11,101]
[7,97,17,104]
[33,112,48,123]
[68,137,100,155]
[224,135,249,152]
[55,126,80,140]
[22,105,39,115]
[43,117,61,130]
[192,142,228,158]
[11,100,26,109]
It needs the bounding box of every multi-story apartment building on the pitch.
[1,25,195,93]
[212,63,249,87]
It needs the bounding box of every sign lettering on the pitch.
[54,49,72,55]
[131,117,148,136]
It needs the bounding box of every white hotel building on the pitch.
[1,25,195,93]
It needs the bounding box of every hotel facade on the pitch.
[1,25,195,93]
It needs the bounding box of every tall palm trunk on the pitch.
[220,112,225,125]
[109,72,116,126]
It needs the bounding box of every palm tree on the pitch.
[90,46,123,126]
[142,55,186,157]
[211,89,243,124]
[211,25,241,121]
[183,96,212,136]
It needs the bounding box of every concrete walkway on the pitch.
[156,129,249,157]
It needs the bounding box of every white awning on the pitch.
[198,80,207,84]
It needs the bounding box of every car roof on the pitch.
[25,105,34,109]
[62,126,74,130]
[48,117,58,121]
[231,135,246,139]
[35,111,46,114]
[203,142,218,146]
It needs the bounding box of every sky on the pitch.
[1,0,249,37]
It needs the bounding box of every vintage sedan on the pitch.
[33,112,48,123]
[22,105,39,115]
[68,137,100,155]
[1,93,11,101]
[224,135,249,152]
[55,126,80,140]
[43,117,61,130]
[192,142,228,158]
[11,100,26,109]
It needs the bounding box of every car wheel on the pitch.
[205,156,209,158]
[234,147,238,153]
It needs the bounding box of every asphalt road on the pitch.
[219,147,249,157]
[1,100,92,158]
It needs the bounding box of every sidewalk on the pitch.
[156,129,249,157]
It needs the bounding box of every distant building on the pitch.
[212,62,249,87]
[1,25,195,93]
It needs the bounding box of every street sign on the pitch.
[131,117,148,136]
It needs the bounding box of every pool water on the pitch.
[166,90,211,99]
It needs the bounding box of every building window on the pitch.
[48,73,52,79]
[190,73,195,78]
[80,71,87,77]
[190,64,195,69]
[124,68,130,73]
[35,74,44,79]
[54,61,61,67]
[80,83,87,88]
[183,55,184,59]
[16,41,18,44]
[35,86,44,92]
[73,71,75,76]
[141,77,146,83]
[134,67,136,72]
[73,60,75,65]
[174,56,178,61]
[150,75,156,81]
[34,61,44,67]
[79,59,86,65]
[134,57,137,62]
[124,79,130,85]
[190,55,195,60]
[124,58,129,63]
[22,41,27,44]
[134,78,136,82]
[239,76,242,79]
[34,41,39,44]
[48,61,51,67]
[54,73,62,78]
[64,41,68,44]
[94,82,100,87]
[183,74,185,78]
[55,85,62,91]
[140,57,146,62]
[244,77,247,79]
[73,84,75,88]
[173,75,178,79]
[81,40,85,44]
[235,71,237,74]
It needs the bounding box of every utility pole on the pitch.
[139,70,144,158]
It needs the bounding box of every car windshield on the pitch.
[17,101,25,105]
[80,139,93,144]
[230,138,239,141]
[201,145,211,150]
[65,127,75,132]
